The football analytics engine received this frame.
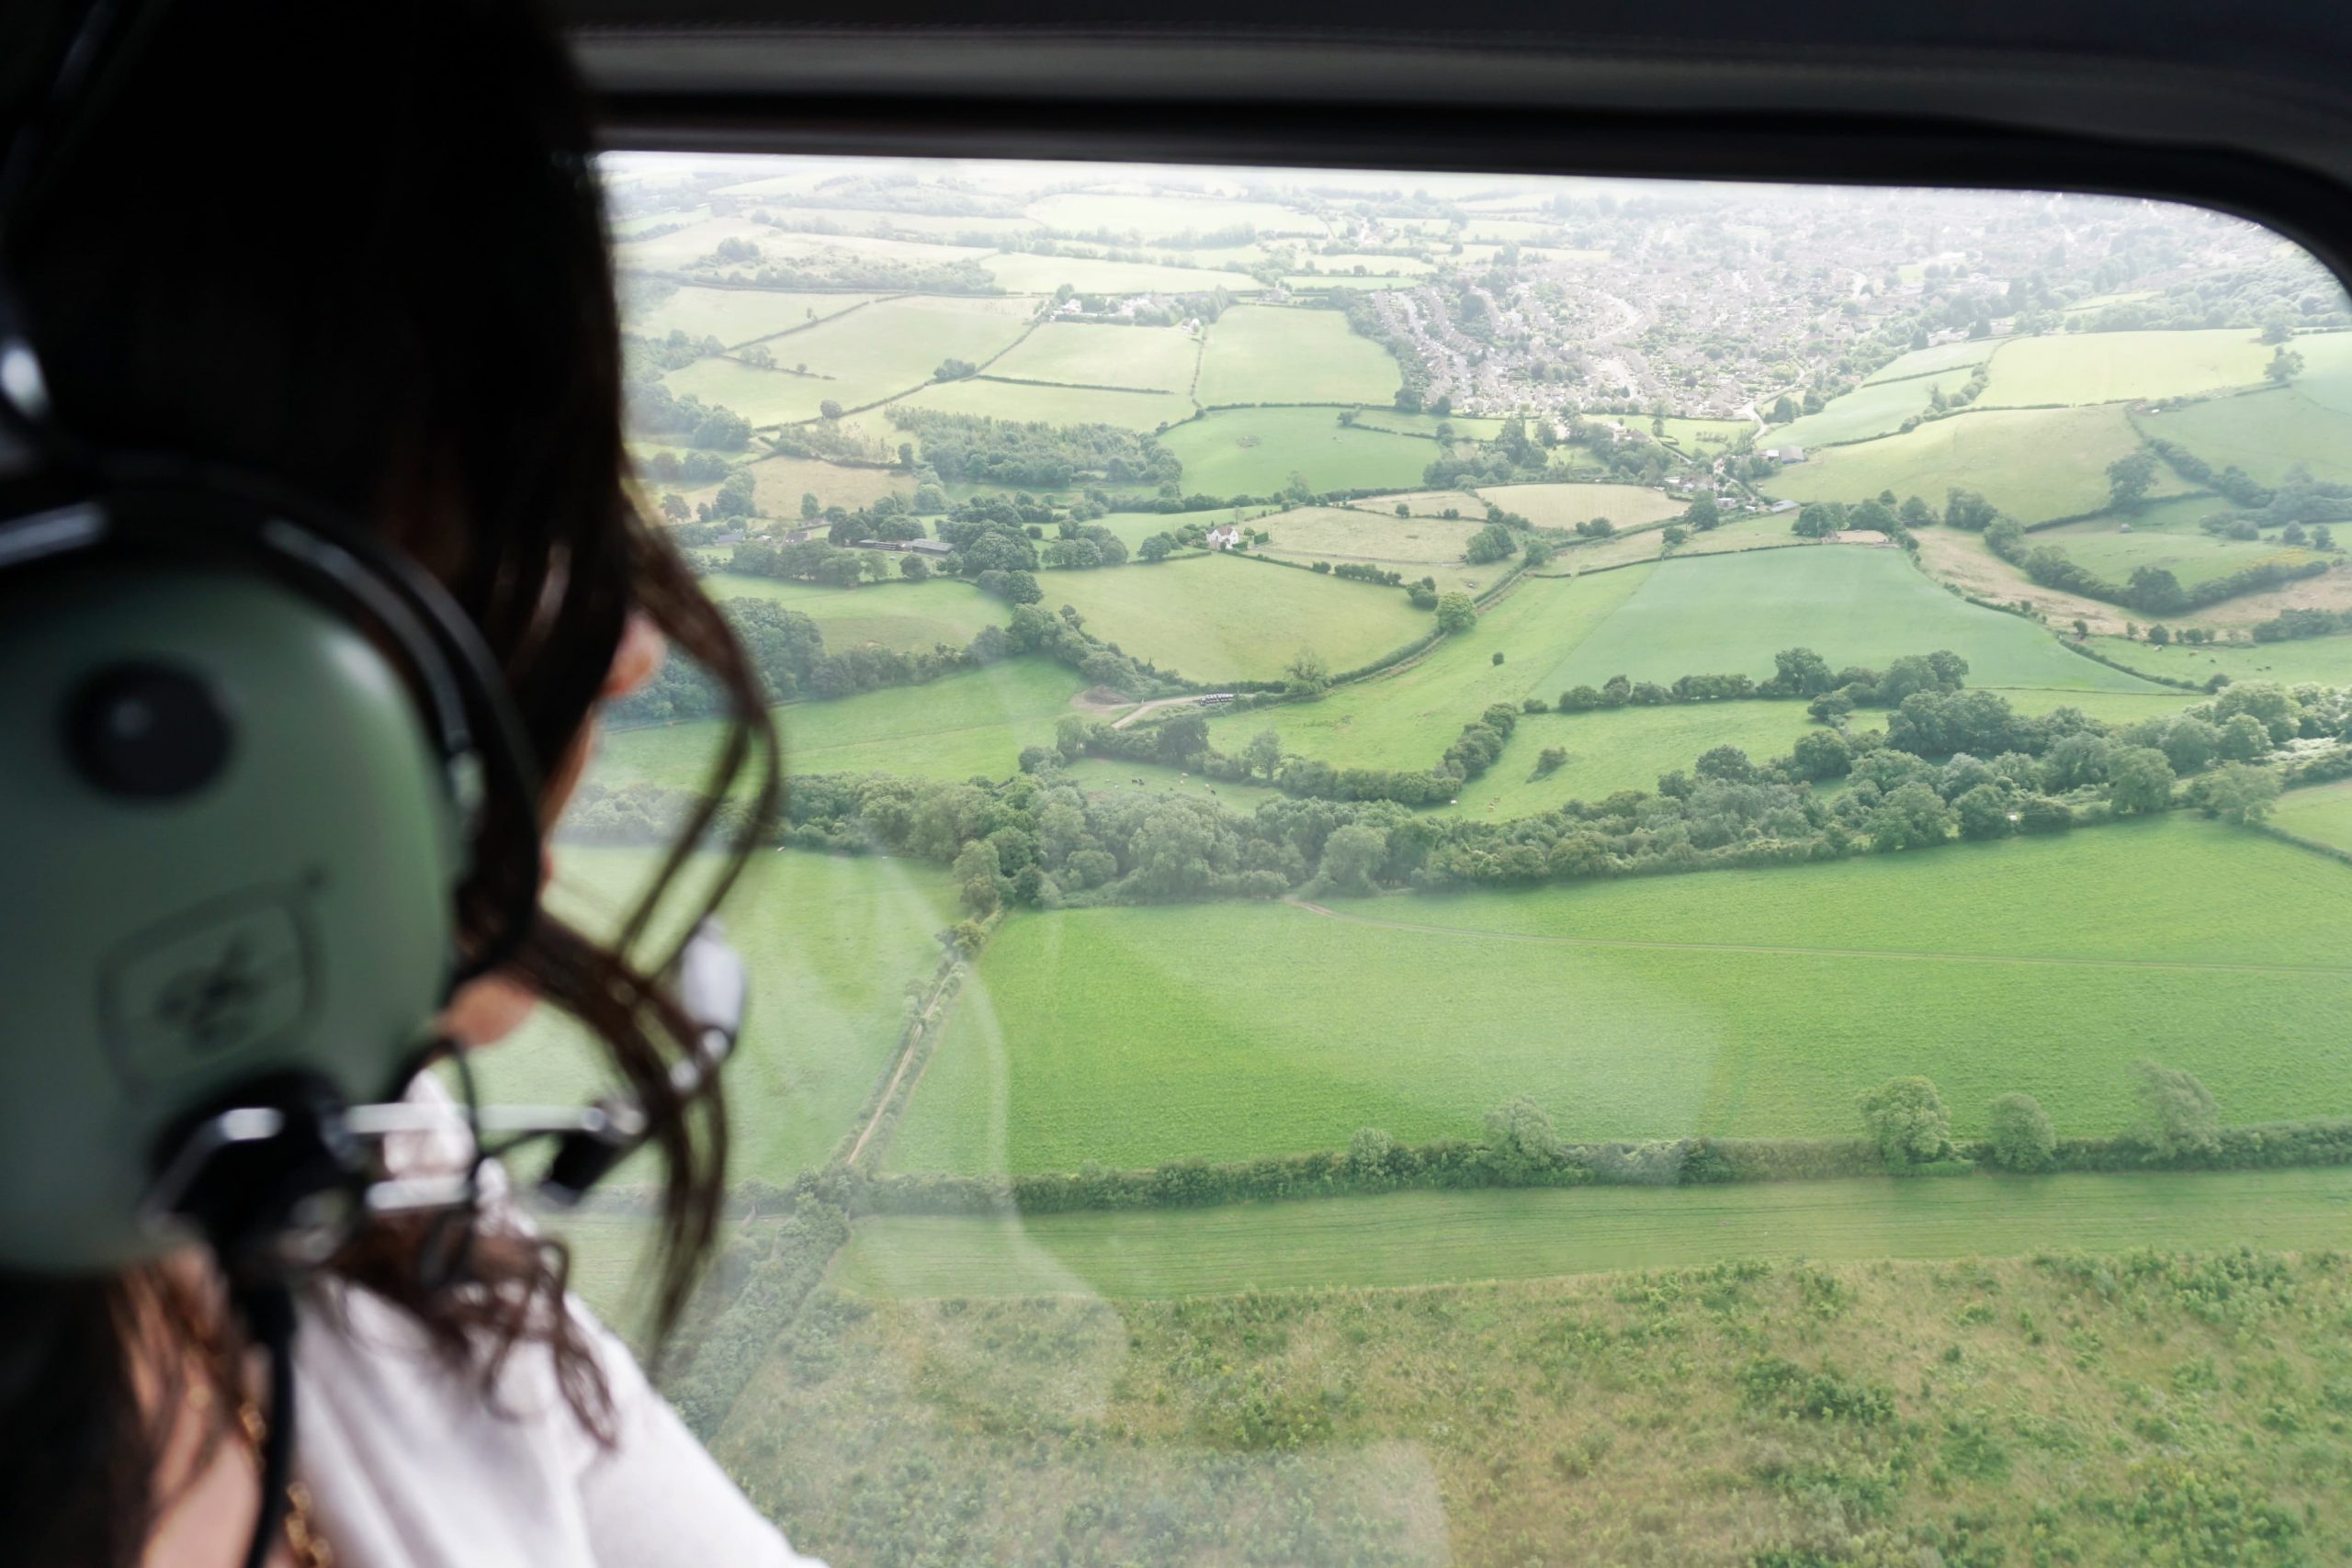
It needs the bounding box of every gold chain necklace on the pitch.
[233,1397,335,1568]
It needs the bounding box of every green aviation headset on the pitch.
[0,0,745,1284]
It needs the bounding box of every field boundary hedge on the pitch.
[856,1116,2352,1219]
[2246,819,2352,869]
[2062,638,2210,690]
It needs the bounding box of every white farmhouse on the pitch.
[1205,525,1242,549]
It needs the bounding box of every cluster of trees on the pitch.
[1558,647,1964,718]
[640,446,737,488]
[598,598,972,727]
[884,408,1181,489]
[623,373,753,450]
[1792,494,1929,544]
[695,250,1000,294]
[1857,1060,2273,1179]
[2253,605,2352,641]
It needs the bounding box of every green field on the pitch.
[1766,369,1974,448]
[1557,513,1813,570]
[594,657,1086,789]
[1085,506,1278,549]
[1760,404,2185,524]
[627,288,883,347]
[661,296,1035,424]
[730,1242,2352,1568]
[1249,505,1499,588]
[1195,306,1405,406]
[2271,777,2352,852]
[1348,411,1506,441]
[982,321,1200,390]
[1649,416,1754,448]
[701,574,1005,655]
[2146,384,2352,486]
[2037,496,2325,590]
[897,376,1193,432]
[1204,568,1654,769]
[1862,338,2001,383]
[837,1168,2352,1299]
[888,816,2352,1174]
[736,453,910,515]
[1538,547,2159,694]
[1475,481,1685,529]
[1054,756,1290,815]
[1038,555,1429,682]
[1977,328,2278,407]
[979,253,1260,295]
[1432,703,1834,820]
[2084,631,2352,686]
[1159,407,1437,495]
[471,846,956,1184]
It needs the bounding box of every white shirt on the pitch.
[288,1077,824,1568]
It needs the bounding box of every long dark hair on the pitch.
[0,2,779,1562]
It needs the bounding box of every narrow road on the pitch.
[1110,694,1231,729]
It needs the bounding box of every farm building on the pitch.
[906,539,956,558]
[1205,525,1242,549]
[1765,445,1808,464]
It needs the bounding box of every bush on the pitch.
[1984,1092,2056,1171]
[1858,1076,1951,1168]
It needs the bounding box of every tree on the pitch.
[1681,493,1721,532]
[2217,713,2271,761]
[2260,318,2295,344]
[1482,1097,1566,1181]
[2134,1060,2220,1157]
[1463,523,1516,564]
[1395,502,1410,517]
[1770,394,1797,423]
[1944,489,1999,531]
[1790,729,1853,781]
[899,555,932,582]
[2158,716,2220,773]
[1984,1093,2056,1172]
[952,839,1001,916]
[1868,782,1955,850]
[819,399,844,421]
[2105,746,2177,814]
[1243,728,1283,782]
[1694,745,1756,784]
[1316,824,1388,896]
[1792,503,1841,539]
[1435,592,1477,634]
[800,491,821,521]
[1155,712,1209,763]
[2107,449,2159,513]
[1898,495,1935,529]
[2265,345,2307,386]
[1953,783,2017,840]
[2189,761,2280,824]
[1137,532,1177,562]
[1857,1077,1951,1168]
[933,357,978,380]
[1660,525,1690,550]
[1284,648,1332,698]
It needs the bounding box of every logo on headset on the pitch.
[101,888,315,1089]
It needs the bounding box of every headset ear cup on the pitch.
[0,559,463,1271]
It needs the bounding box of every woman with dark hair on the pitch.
[0,2,824,1562]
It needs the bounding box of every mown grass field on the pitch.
[469,846,956,1185]
[1766,369,1974,449]
[2268,777,2352,852]
[1476,481,1684,530]
[594,657,1085,789]
[662,295,1035,424]
[1247,505,1497,584]
[836,1169,2352,1299]
[2084,632,2352,686]
[1538,547,2159,694]
[627,287,883,347]
[1760,404,2182,524]
[888,816,2352,1174]
[1053,756,1290,815]
[1159,408,1436,495]
[2145,384,2352,485]
[1862,338,2001,383]
[1203,567,1655,769]
[1430,703,1834,820]
[2038,497,2324,590]
[898,376,1193,432]
[701,573,1005,655]
[1977,328,2282,406]
[1195,305,1404,406]
[979,253,1261,295]
[737,453,911,515]
[1649,416,1754,448]
[1039,556,1429,682]
[1348,411,1506,441]
[982,321,1200,390]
